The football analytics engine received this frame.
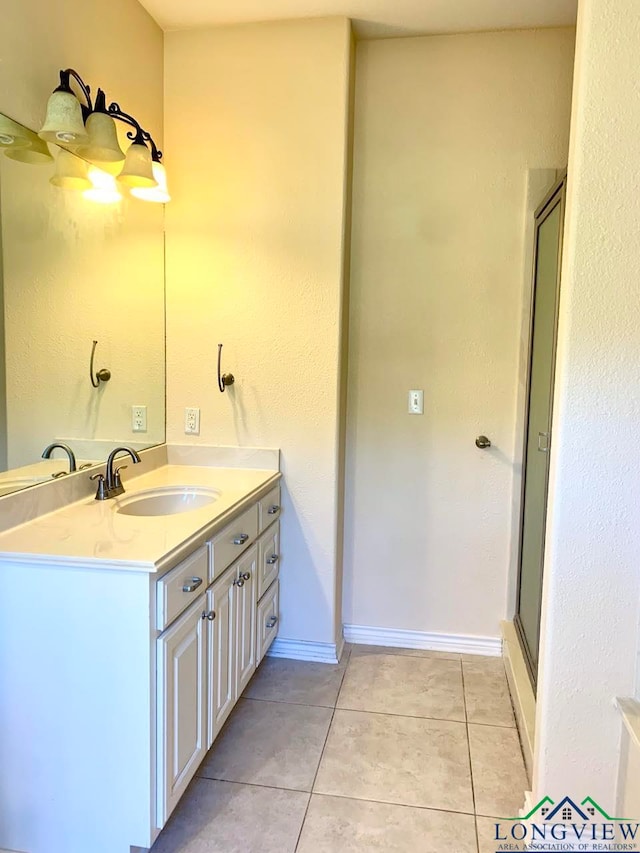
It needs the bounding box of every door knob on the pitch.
[475,435,491,449]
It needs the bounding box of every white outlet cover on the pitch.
[185,407,200,435]
[131,405,147,432]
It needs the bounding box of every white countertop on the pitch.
[0,464,280,573]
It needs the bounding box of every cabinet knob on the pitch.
[234,578,245,588]
[183,577,203,593]
[475,435,491,449]
[233,533,250,545]
[266,615,278,629]
[268,505,280,515]
[266,554,279,565]
[240,571,251,581]
[202,610,216,621]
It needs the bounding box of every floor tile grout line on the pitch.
[195,774,312,796]
[195,773,486,821]
[461,658,481,853]
[299,789,482,819]
[243,695,339,710]
[293,653,351,852]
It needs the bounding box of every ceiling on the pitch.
[140,0,578,37]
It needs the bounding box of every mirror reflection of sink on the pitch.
[115,486,221,517]
[0,477,48,497]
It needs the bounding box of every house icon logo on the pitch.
[490,795,640,852]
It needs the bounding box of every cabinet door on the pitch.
[207,566,236,745]
[257,523,280,599]
[235,546,258,697]
[157,595,207,827]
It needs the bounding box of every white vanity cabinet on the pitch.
[0,474,282,853]
[155,487,281,834]
[157,593,208,824]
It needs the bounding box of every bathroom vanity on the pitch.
[0,460,281,853]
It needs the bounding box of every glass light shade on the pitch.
[50,149,91,190]
[39,90,88,145]
[4,134,53,165]
[76,112,125,169]
[0,115,31,149]
[117,142,157,188]
[131,161,171,203]
[83,166,122,204]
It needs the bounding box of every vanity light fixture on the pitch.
[84,167,122,204]
[50,149,92,190]
[0,115,53,164]
[131,160,171,203]
[38,68,168,202]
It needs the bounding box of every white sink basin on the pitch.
[115,486,220,517]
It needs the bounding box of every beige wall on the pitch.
[0,0,164,474]
[534,0,640,808]
[164,18,353,648]
[343,29,575,641]
[0,152,165,468]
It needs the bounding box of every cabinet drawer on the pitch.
[157,546,208,631]
[257,523,280,599]
[256,579,279,665]
[209,503,259,582]
[259,485,281,533]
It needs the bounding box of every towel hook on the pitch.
[90,340,111,388]
[217,343,235,393]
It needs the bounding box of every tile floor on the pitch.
[151,645,529,853]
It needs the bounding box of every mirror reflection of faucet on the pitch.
[41,442,77,473]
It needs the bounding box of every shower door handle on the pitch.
[537,432,550,453]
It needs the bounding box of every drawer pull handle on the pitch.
[182,577,203,593]
[268,505,280,515]
[202,610,216,621]
[233,533,250,545]
[267,554,279,565]
[266,615,278,629]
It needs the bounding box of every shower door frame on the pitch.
[514,172,567,690]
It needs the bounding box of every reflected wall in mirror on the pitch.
[0,111,165,497]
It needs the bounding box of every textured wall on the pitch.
[164,18,353,646]
[343,29,575,640]
[0,154,165,468]
[0,0,165,470]
[534,0,640,806]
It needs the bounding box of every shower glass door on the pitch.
[515,178,565,688]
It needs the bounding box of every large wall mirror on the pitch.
[0,110,165,497]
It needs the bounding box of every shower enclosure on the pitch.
[515,174,566,688]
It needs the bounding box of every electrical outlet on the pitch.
[408,390,424,415]
[131,405,147,432]
[185,407,200,435]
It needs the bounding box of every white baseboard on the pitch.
[343,624,502,657]
[267,638,341,664]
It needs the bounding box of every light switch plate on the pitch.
[408,390,424,415]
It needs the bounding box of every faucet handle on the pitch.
[114,464,128,487]
[90,473,108,501]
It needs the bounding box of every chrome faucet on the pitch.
[42,443,77,473]
[91,446,141,500]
